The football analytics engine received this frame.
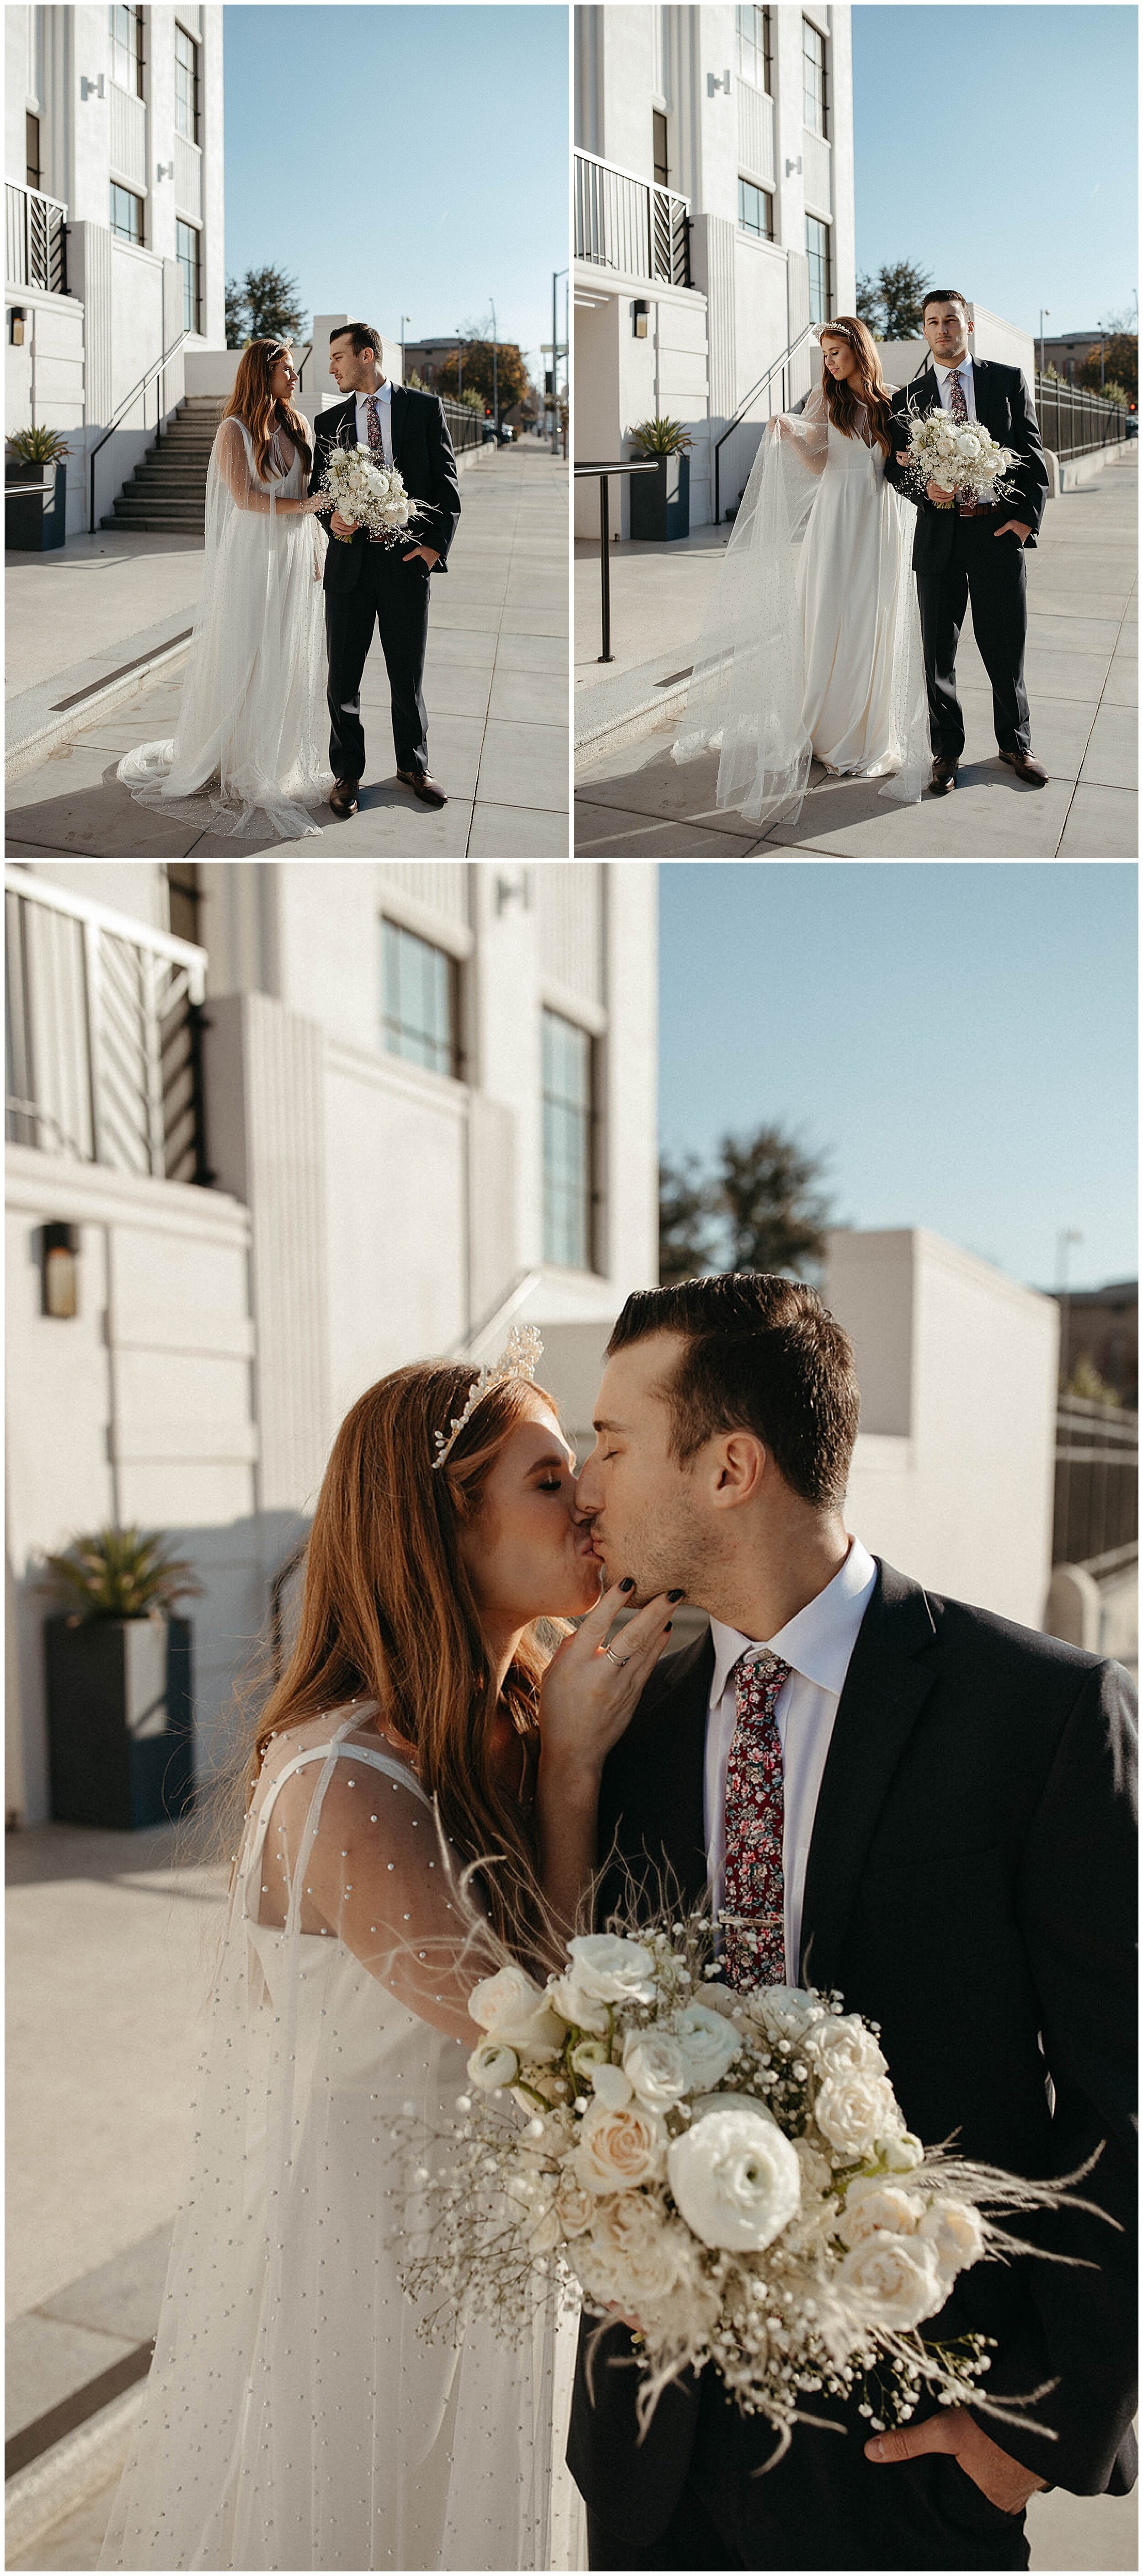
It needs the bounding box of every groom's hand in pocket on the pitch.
[994,518,1031,542]
[403,543,440,568]
[865,2406,1048,2513]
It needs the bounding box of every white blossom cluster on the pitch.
[317,445,422,547]
[394,1911,1074,2453]
[901,403,1019,509]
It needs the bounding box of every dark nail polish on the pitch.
[667,1588,685,1602]
[619,1576,635,1592]
[664,1621,673,1632]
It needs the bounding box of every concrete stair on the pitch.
[101,395,225,533]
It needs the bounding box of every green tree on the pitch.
[1077,334,1137,402]
[236,265,307,346]
[434,340,529,416]
[658,1152,716,1286]
[855,272,884,332]
[224,274,248,350]
[716,1126,833,1276]
[875,260,933,339]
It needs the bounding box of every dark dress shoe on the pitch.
[999,749,1048,787]
[929,754,959,794]
[397,767,448,808]
[329,778,360,818]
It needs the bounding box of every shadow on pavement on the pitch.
[5,761,451,859]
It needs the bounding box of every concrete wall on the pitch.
[825,1228,1059,1630]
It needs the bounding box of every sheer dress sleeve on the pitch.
[214,415,310,521]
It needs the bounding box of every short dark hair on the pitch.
[606,1274,859,1511]
[921,290,970,321]
[331,321,384,360]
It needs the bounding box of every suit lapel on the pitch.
[390,384,408,472]
[604,1630,712,1913]
[799,1561,939,1990]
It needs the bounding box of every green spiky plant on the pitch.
[7,426,70,466]
[628,414,694,456]
[42,1525,203,1621]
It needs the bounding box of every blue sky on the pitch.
[852,7,1138,338]
[658,864,1138,1293]
[221,6,568,393]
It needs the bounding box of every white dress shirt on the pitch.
[932,357,977,422]
[355,380,393,466]
[704,1536,878,1981]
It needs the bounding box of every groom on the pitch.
[884,292,1050,795]
[309,321,461,818]
[569,1272,1137,2572]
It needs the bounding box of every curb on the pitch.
[5,2384,142,2562]
[5,630,194,783]
[575,673,691,772]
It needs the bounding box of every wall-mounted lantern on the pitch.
[41,1222,80,1318]
[633,300,649,339]
[11,307,26,347]
[80,74,106,100]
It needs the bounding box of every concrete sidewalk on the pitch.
[5,1821,1138,2570]
[5,445,569,860]
[575,447,1136,857]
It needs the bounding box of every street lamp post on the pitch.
[400,314,411,384]
[489,298,498,435]
[552,265,568,457]
[1039,308,1050,379]
[1056,1226,1084,1388]
[455,330,464,404]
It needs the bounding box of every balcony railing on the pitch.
[575,148,691,289]
[4,870,211,1188]
[5,181,67,295]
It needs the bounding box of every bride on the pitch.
[99,1333,673,2571]
[673,315,929,827]
[117,341,332,841]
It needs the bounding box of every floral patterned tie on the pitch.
[366,395,386,542]
[722,1649,791,1989]
[947,366,968,422]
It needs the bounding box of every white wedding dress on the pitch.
[117,418,333,841]
[673,383,928,826]
[99,1708,584,2571]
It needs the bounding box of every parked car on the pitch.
[1126,408,1138,440]
[481,422,497,445]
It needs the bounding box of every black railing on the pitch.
[89,327,190,531]
[440,394,483,454]
[575,150,692,290]
[1034,372,1129,463]
[713,324,816,526]
[1054,1395,1138,1568]
[574,459,662,661]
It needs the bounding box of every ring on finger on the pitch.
[603,1645,630,1669]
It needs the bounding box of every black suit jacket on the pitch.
[569,1562,1137,2546]
[307,386,461,596]
[884,360,1049,569]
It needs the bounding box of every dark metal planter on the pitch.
[5,459,67,551]
[629,451,690,542]
[45,1613,194,1830]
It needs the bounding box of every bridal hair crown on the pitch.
[432,1323,545,1470]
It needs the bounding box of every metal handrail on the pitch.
[88,325,190,531]
[713,323,815,526]
[5,478,55,498]
[2,864,208,992]
[574,459,662,663]
[573,144,691,216]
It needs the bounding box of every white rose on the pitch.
[671,2000,742,2091]
[573,2099,668,2194]
[748,1986,823,2043]
[572,2190,688,2313]
[550,1933,656,2034]
[959,432,981,459]
[814,2071,904,2158]
[571,2037,610,2077]
[590,2061,635,2110]
[836,2179,923,2247]
[881,2129,924,2172]
[919,2195,985,2285]
[469,1964,565,2059]
[621,2029,692,2110]
[466,2039,519,2090]
[837,2233,944,2330]
[805,2013,887,2080]
[554,2171,596,2238]
[688,2089,771,2122]
[667,2105,801,2252]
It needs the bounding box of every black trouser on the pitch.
[916,512,1031,762]
[324,546,431,782]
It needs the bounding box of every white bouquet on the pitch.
[899,400,1018,510]
[395,1910,1093,2455]
[316,442,426,547]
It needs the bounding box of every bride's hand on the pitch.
[538,1579,679,1788]
[300,493,327,515]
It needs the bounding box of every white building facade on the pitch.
[5,860,659,1825]
[5,4,224,536]
[574,3,856,534]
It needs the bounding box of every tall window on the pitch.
[806,215,831,326]
[737,5,771,93]
[110,182,144,245]
[381,919,458,1078]
[802,17,828,135]
[166,864,202,947]
[738,177,774,241]
[542,1010,594,1272]
[26,112,41,190]
[652,109,668,188]
[175,22,200,142]
[110,3,144,96]
[176,219,200,332]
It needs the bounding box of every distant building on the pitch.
[1040,329,1129,384]
[5,4,225,536]
[573,2,856,533]
[5,860,658,1825]
[1054,1278,1138,1406]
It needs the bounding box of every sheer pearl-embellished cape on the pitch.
[98,1709,584,2571]
[116,418,334,843]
